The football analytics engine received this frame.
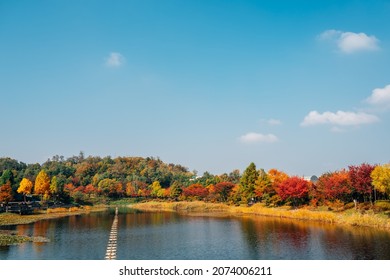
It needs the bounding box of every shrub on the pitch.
[375,200,390,211]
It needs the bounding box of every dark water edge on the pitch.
[1,208,390,260]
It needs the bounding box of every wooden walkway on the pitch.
[105,207,119,260]
[0,202,40,215]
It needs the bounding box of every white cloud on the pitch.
[319,30,379,53]
[318,29,342,40]
[301,110,379,126]
[267,119,282,126]
[106,52,125,67]
[339,32,379,53]
[366,84,390,105]
[260,118,282,126]
[239,132,279,144]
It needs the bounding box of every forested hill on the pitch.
[0,154,199,201]
[0,154,388,208]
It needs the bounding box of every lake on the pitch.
[1,208,390,260]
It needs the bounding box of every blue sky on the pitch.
[1,0,390,176]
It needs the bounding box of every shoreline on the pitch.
[129,201,390,231]
[1,201,389,245]
[0,205,108,227]
[0,205,108,246]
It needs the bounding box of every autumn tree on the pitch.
[371,164,390,198]
[348,163,376,203]
[268,169,289,189]
[72,186,86,203]
[98,178,123,198]
[138,187,151,197]
[212,182,235,202]
[84,184,97,197]
[49,176,59,201]
[317,170,351,203]
[277,176,309,206]
[182,184,209,200]
[17,178,33,202]
[254,169,272,200]
[125,182,137,197]
[169,181,182,199]
[239,162,259,203]
[34,170,51,200]
[266,169,289,205]
[150,181,163,198]
[0,181,13,203]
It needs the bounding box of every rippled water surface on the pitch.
[1,208,390,259]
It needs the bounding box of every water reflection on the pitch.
[1,209,390,260]
[238,215,390,259]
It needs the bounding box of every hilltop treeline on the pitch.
[0,153,389,208]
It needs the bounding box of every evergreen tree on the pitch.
[239,162,259,203]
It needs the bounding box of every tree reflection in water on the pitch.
[1,210,390,260]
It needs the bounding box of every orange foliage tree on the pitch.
[125,182,137,197]
[0,181,13,203]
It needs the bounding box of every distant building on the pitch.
[303,175,318,183]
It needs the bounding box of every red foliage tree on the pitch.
[63,183,75,194]
[212,182,235,202]
[84,184,97,197]
[74,186,85,193]
[268,168,289,196]
[277,176,309,205]
[348,163,376,203]
[317,170,351,202]
[183,184,209,200]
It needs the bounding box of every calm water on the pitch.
[1,208,390,260]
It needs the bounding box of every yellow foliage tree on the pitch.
[17,178,33,202]
[150,181,162,197]
[34,170,50,199]
[371,164,390,196]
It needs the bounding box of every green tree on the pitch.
[0,170,14,187]
[169,181,182,199]
[24,163,42,181]
[254,169,273,202]
[239,162,259,203]
[98,178,122,198]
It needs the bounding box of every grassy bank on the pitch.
[129,201,390,230]
[0,205,107,227]
[0,205,107,246]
